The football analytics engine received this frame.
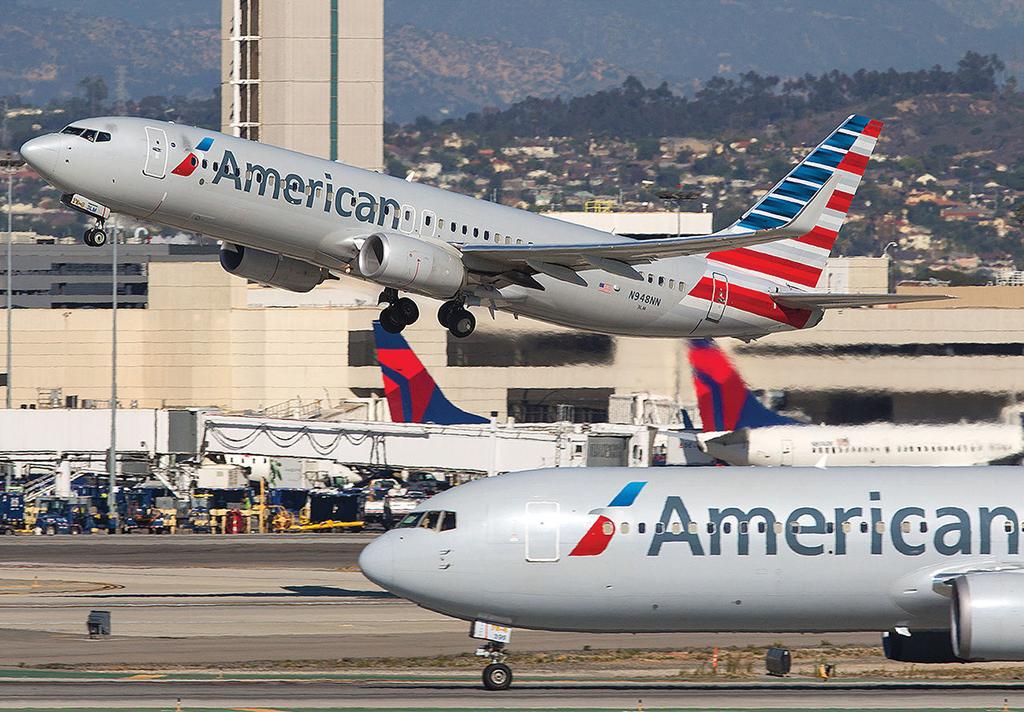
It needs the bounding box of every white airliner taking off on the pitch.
[20,115,944,340]
[688,339,1024,466]
[360,468,1024,690]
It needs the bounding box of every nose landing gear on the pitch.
[377,288,420,334]
[478,642,512,691]
[83,220,107,247]
[438,299,476,338]
[472,621,513,690]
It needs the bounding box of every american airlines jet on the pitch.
[20,115,943,340]
[359,467,1024,690]
[688,339,1024,466]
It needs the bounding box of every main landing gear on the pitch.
[437,299,476,338]
[377,287,420,334]
[83,220,107,247]
[472,621,513,690]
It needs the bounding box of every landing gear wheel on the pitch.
[379,306,405,334]
[84,228,107,247]
[482,662,512,691]
[447,308,475,338]
[437,301,458,327]
[394,297,419,325]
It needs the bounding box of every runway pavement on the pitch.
[0,675,1023,709]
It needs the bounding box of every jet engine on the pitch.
[357,232,465,299]
[220,244,325,293]
[952,572,1024,661]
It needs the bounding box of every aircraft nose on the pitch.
[19,135,60,177]
[358,534,395,590]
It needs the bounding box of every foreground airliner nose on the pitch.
[358,534,394,589]
[19,135,61,177]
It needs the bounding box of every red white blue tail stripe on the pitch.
[708,115,882,289]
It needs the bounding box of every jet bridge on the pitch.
[200,414,653,475]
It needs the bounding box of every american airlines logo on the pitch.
[208,149,404,230]
[648,491,1019,558]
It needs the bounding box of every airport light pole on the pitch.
[0,151,24,409]
[656,189,702,237]
[108,218,118,532]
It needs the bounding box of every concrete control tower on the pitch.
[220,0,384,170]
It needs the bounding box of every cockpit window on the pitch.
[60,126,111,142]
[395,513,423,529]
[397,510,457,531]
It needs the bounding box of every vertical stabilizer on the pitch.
[372,322,488,425]
[687,339,798,431]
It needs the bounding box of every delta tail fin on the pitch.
[708,114,883,289]
[687,338,798,432]
[372,322,489,425]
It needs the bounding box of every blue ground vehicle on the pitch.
[0,492,24,534]
[33,496,95,535]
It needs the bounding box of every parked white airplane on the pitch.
[360,467,1024,689]
[20,115,944,340]
[688,339,1024,466]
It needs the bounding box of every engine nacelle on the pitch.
[882,629,959,663]
[220,244,325,293]
[357,232,465,299]
[952,572,1024,661]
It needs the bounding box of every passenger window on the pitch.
[670,522,682,535]
[495,233,502,242]
[440,511,457,531]
[860,522,869,533]
[638,522,646,534]
[679,282,686,292]
[647,274,654,283]
[875,522,886,534]
[773,522,783,534]
[901,521,911,534]
[655,522,664,534]
[706,522,715,534]
[739,522,748,534]
[620,522,630,535]
[1005,521,1015,533]
[826,522,835,534]
[462,225,468,235]
[669,279,675,289]
[405,210,412,221]
[602,521,614,536]
[213,162,219,171]
[202,159,208,169]
[688,522,698,534]
[420,511,441,529]
[451,222,457,232]
[658,276,665,286]
[316,187,322,197]
[723,523,732,534]
[842,522,852,533]
[757,522,766,534]
[789,522,799,533]
[425,215,432,226]
[516,238,523,245]
[473,227,479,237]
[484,230,490,240]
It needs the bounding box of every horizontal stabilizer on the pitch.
[461,174,842,273]
[771,292,953,310]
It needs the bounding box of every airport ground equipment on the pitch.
[0,492,24,534]
[31,496,95,535]
[765,647,792,676]
[86,610,111,637]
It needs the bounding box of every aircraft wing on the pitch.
[461,174,841,283]
[771,292,953,310]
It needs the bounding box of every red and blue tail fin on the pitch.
[372,322,488,425]
[687,338,797,432]
[708,114,883,288]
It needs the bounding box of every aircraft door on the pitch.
[143,127,168,178]
[706,272,728,322]
[525,501,559,562]
[781,439,793,466]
